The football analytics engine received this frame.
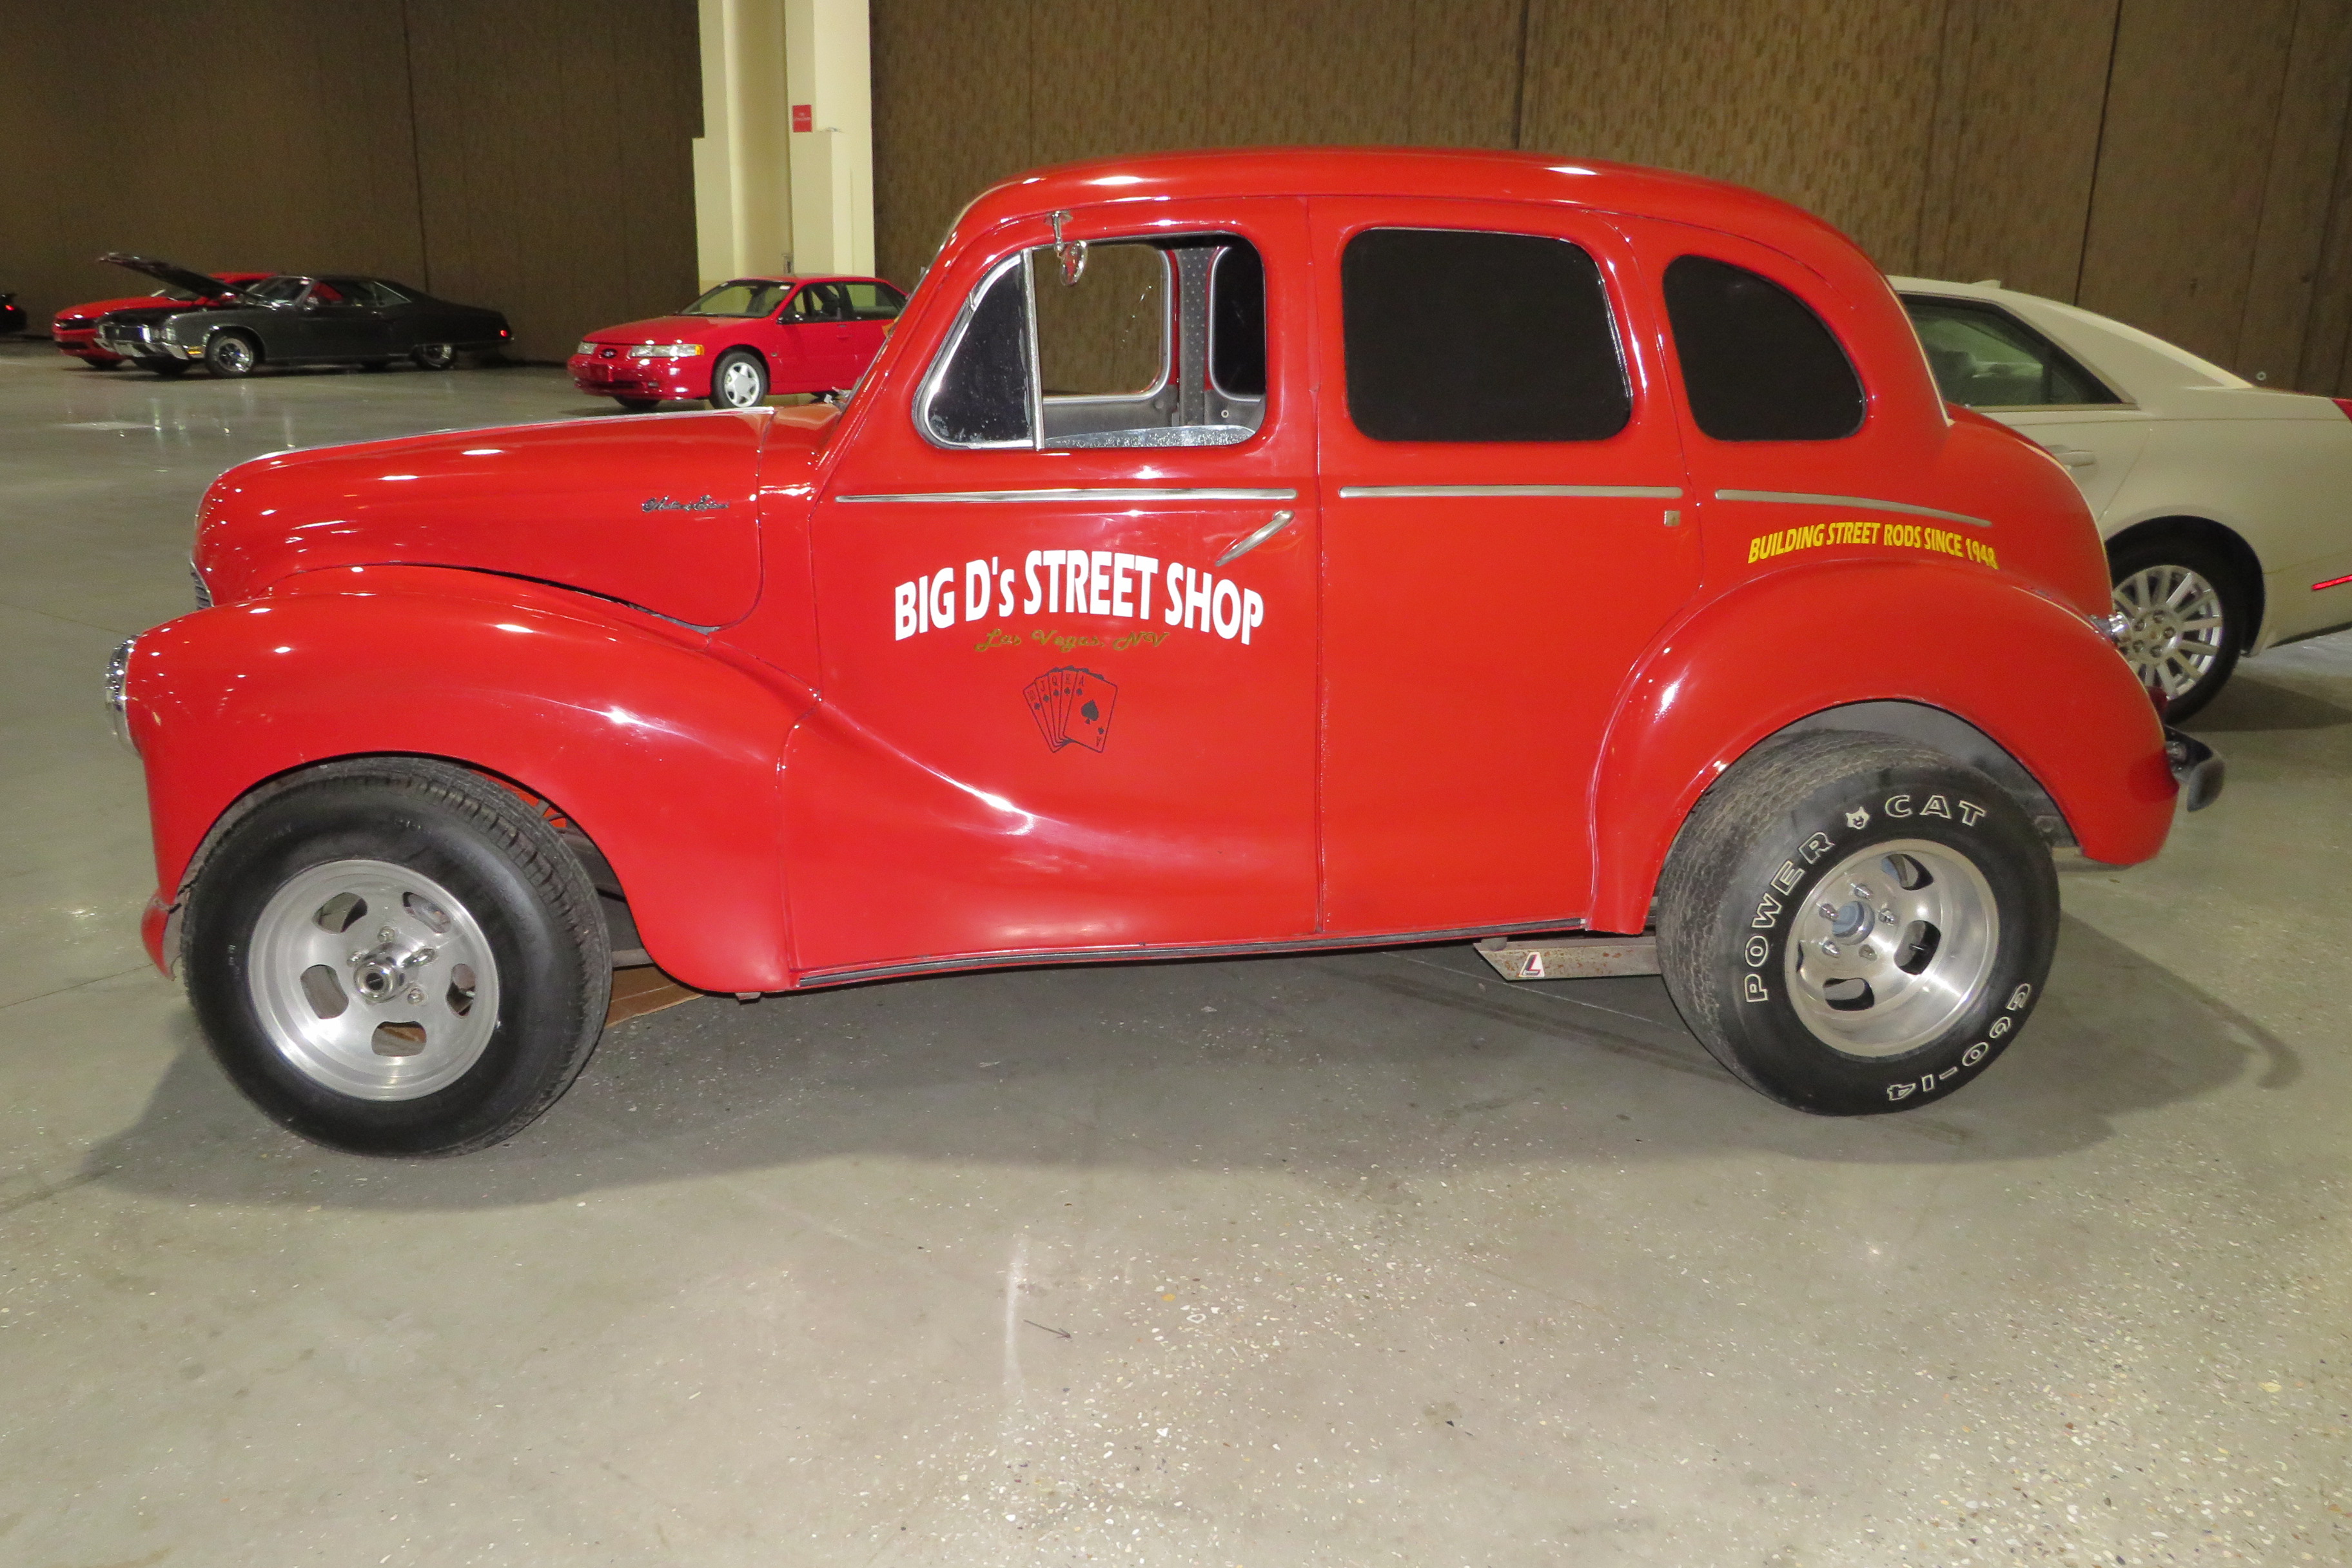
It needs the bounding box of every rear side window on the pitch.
[1342,229,1629,442]
[1663,255,1864,440]
[1902,295,2119,408]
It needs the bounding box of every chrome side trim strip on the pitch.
[1714,488,1990,528]
[1337,484,1682,500]
[838,486,1297,504]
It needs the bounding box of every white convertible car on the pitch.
[1896,277,2352,719]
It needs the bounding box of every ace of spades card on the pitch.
[1021,667,1119,752]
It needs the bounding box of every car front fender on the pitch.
[1585,558,2176,933]
[128,566,808,992]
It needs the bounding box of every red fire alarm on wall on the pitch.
[791,104,813,133]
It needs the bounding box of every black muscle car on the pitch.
[95,268,509,377]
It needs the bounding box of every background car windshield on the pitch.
[243,277,308,304]
[1904,296,2121,407]
[683,281,791,316]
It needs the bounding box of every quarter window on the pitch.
[1340,228,1630,443]
[1663,255,1865,440]
[921,234,1267,450]
[1901,295,2120,408]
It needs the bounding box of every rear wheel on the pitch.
[183,759,611,1156]
[709,349,767,411]
[412,342,458,371]
[204,332,259,378]
[1656,731,2058,1115]
[2107,533,2246,722]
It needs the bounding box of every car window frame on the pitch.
[1661,251,1868,444]
[1337,223,1637,446]
[1899,291,2133,412]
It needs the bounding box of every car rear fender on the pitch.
[128,567,808,992]
[1585,559,2175,932]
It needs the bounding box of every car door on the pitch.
[770,283,840,393]
[299,279,387,360]
[784,199,1319,974]
[1310,201,1698,936]
[1901,291,2149,518]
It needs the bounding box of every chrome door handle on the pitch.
[1214,509,1295,567]
[2044,445,2097,468]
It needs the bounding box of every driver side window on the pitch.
[919,233,1268,451]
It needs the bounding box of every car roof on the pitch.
[714,275,892,287]
[953,146,1850,256]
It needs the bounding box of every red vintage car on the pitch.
[569,274,906,411]
[112,148,2217,1156]
[53,255,274,368]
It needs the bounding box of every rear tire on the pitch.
[2107,533,2246,723]
[204,332,259,378]
[411,343,458,371]
[182,759,611,1156]
[1656,731,2058,1115]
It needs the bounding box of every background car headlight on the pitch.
[576,340,596,355]
[104,638,137,754]
[627,342,707,359]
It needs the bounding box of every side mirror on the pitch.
[1050,210,1087,287]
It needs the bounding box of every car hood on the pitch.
[98,251,240,299]
[56,294,189,323]
[582,315,745,346]
[194,409,809,629]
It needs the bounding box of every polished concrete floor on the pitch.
[1,337,2345,1567]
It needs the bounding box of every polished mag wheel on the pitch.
[247,859,500,1100]
[204,332,259,378]
[1784,839,1997,1059]
[2112,563,2226,703]
[412,342,458,371]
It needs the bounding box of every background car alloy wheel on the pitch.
[2106,534,2244,721]
[412,343,458,371]
[204,333,258,378]
[710,349,767,410]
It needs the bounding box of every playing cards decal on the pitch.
[1024,668,1119,752]
[894,549,1266,645]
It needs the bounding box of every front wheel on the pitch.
[204,332,259,378]
[709,349,767,410]
[411,342,458,371]
[2108,534,2245,722]
[1656,731,2058,1115]
[182,759,611,1155]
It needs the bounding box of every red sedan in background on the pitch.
[53,254,274,367]
[569,275,905,411]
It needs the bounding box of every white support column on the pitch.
[692,0,794,289]
[784,0,875,277]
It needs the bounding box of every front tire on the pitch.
[204,332,259,378]
[183,759,611,1155]
[2108,534,2245,722]
[135,357,191,378]
[411,342,458,371]
[1656,732,2058,1115]
[709,349,767,410]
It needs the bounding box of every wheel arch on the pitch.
[129,568,810,993]
[2104,513,2268,645]
[1584,560,2177,933]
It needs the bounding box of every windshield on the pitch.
[681,280,791,317]
[242,276,309,304]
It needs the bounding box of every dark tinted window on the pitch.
[842,282,905,320]
[923,258,1032,446]
[1342,228,1629,442]
[1901,295,2120,407]
[1210,244,1266,398]
[1663,255,1864,440]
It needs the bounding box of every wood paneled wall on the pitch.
[873,0,2352,393]
[0,0,699,362]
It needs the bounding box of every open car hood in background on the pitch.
[97,252,240,299]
